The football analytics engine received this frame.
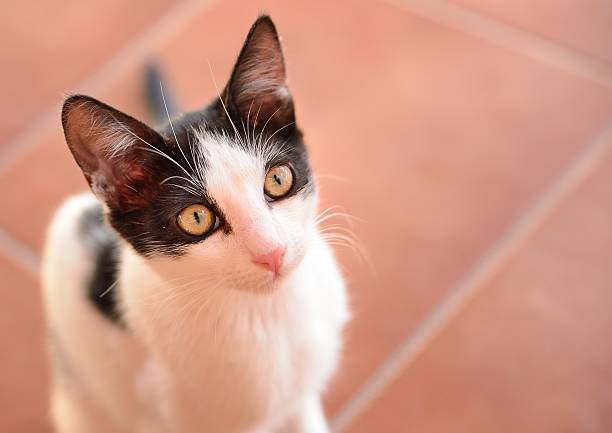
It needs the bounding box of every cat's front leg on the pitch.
[276,394,330,433]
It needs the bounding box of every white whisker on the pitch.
[159,81,197,175]
[255,106,282,153]
[99,280,119,298]
[262,121,295,150]
[207,60,245,147]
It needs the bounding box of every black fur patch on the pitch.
[79,204,123,325]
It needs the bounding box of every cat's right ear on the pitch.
[62,95,166,213]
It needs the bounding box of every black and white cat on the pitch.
[42,16,348,433]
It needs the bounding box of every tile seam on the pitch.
[382,0,612,90]
[332,120,612,432]
[0,0,217,175]
[0,227,40,278]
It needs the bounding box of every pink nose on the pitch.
[252,246,285,274]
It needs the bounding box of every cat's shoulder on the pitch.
[43,192,122,324]
[45,192,100,253]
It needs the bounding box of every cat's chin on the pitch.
[232,265,296,295]
[239,272,286,295]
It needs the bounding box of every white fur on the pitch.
[42,134,349,433]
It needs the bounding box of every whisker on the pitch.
[322,231,373,272]
[164,183,202,196]
[315,205,361,226]
[119,125,199,188]
[252,103,263,144]
[255,105,282,154]
[99,280,119,298]
[317,212,362,227]
[262,121,296,150]
[315,205,373,272]
[206,60,245,147]
[264,139,292,163]
[246,99,256,150]
[160,175,197,186]
[159,81,197,175]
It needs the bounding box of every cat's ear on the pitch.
[224,15,295,131]
[62,95,166,212]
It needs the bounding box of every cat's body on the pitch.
[42,16,348,433]
[43,193,346,433]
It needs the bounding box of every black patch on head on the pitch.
[80,204,123,325]
[63,15,314,258]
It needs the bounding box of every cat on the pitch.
[41,15,349,433]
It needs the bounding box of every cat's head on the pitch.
[62,16,317,293]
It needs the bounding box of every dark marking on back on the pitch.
[79,204,123,326]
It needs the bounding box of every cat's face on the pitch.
[62,16,317,292]
[148,128,317,292]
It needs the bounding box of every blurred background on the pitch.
[2,0,612,432]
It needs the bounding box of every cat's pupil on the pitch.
[273,174,282,185]
[193,211,201,224]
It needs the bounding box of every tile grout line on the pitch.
[332,121,612,433]
[0,227,40,279]
[0,0,216,175]
[382,0,612,90]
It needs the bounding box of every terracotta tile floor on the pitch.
[0,0,178,147]
[1,1,611,432]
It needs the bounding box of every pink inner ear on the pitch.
[109,152,161,212]
[89,153,156,212]
[62,95,169,213]
[226,16,295,129]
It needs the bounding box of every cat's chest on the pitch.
[194,300,338,391]
[147,304,339,432]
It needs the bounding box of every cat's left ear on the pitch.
[223,15,295,131]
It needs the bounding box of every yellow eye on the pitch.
[177,204,215,236]
[264,165,293,199]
